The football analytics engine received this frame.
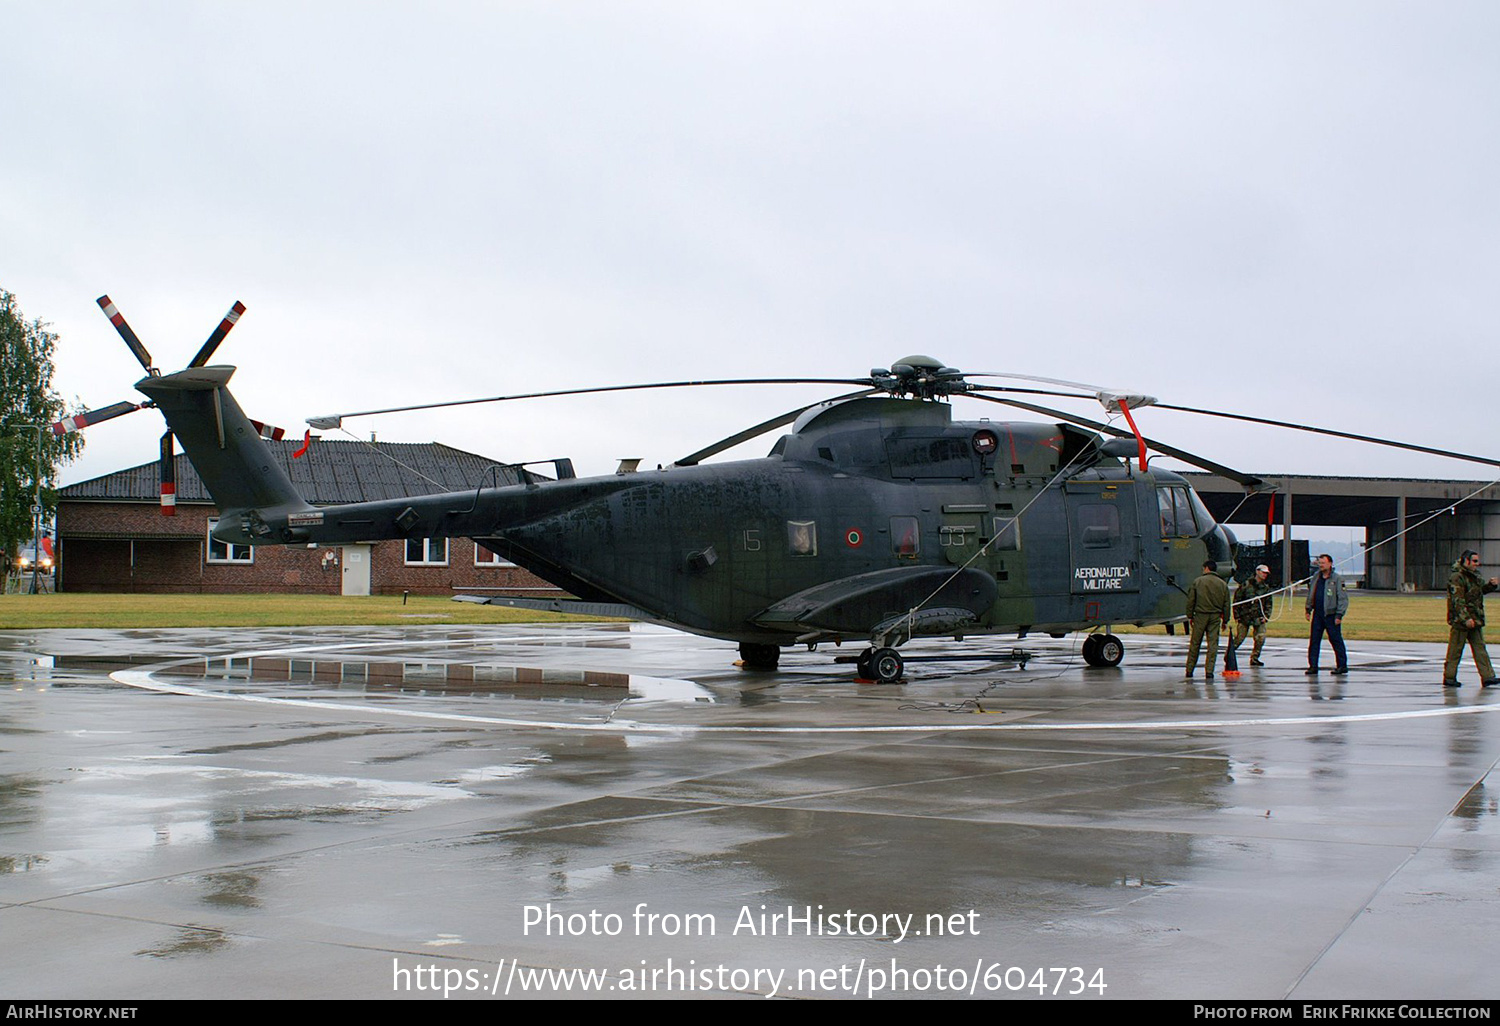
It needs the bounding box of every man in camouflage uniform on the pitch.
[1229,564,1273,667]
[1444,549,1500,688]
[1184,560,1230,680]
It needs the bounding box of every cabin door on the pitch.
[1065,482,1141,595]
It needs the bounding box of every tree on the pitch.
[1,289,85,572]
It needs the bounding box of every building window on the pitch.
[475,541,513,567]
[206,518,253,564]
[405,537,449,565]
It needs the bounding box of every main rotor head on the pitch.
[868,355,968,400]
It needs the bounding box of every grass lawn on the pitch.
[0,590,1459,642]
[1114,592,1454,644]
[0,593,608,630]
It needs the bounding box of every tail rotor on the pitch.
[63,295,267,516]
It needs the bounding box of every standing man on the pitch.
[1230,563,1274,667]
[1304,553,1349,675]
[1185,560,1230,680]
[1443,549,1499,688]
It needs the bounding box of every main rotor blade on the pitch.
[968,384,1099,402]
[96,295,154,372]
[190,300,247,367]
[967,371,1121,394]
[49,400,143,436]
[963,392,1263,488]
[972,386,1500,472]
[1146,400,1500,470]
[675,389,880,466]
[306,377,873,429]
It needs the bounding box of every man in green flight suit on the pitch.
[1443,549,1500,688]
[1184,560,1230,680]
[1229,563,1274,667]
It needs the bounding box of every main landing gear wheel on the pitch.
[869,647,904,684]
[1081,633,1125,668]
[738,642,781,670]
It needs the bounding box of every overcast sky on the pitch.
[3,1,1497,496]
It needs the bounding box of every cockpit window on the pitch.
[1185,487,1215,534]
[1158,486,1202,538]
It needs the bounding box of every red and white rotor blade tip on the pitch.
[50,401,142,436]
[189,300,247,368]
[95,295,154,373]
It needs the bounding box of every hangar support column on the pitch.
[1281,487,1294,588]
[1395,495,1407,591]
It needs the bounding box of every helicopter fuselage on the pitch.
[179,384,1231,649]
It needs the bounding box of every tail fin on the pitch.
[135,366,313,519]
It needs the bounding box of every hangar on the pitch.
[1186,472,1500,590]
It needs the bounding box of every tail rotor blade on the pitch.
[50,401,143,436]
[159,431,177,517]
[96,295,155,373]
[190,300,247,367]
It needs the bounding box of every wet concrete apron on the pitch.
[1,625,1496,999]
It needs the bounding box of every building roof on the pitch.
[60,439,525,505]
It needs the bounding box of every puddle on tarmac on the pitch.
[152,655,714,704]
[135,925,231,959]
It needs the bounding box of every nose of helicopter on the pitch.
[1208,523,1238,571]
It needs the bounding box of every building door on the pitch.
[341,545,372,596]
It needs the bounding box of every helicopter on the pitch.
[62,295,1499,684]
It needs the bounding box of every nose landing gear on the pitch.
[1081,633,1125,667]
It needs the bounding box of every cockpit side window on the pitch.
[1172,488,1198,537]
[1158,486,1201,538]
[1185,487,1215,533]
[1158,488,1177,537]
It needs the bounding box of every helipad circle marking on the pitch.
[110,657,1500,736]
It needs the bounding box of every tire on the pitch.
[1081,633,1104,666]
[871,647,904,684]
[1096,634,1125,667]
[855,649,875,679]
[738,642,780,670]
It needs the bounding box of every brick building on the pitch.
[56,439,560,597]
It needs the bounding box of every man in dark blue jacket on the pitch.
[1304,553,1348,675]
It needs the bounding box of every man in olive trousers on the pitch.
[1185,560,1230,680]
[1444,549,1500,688]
